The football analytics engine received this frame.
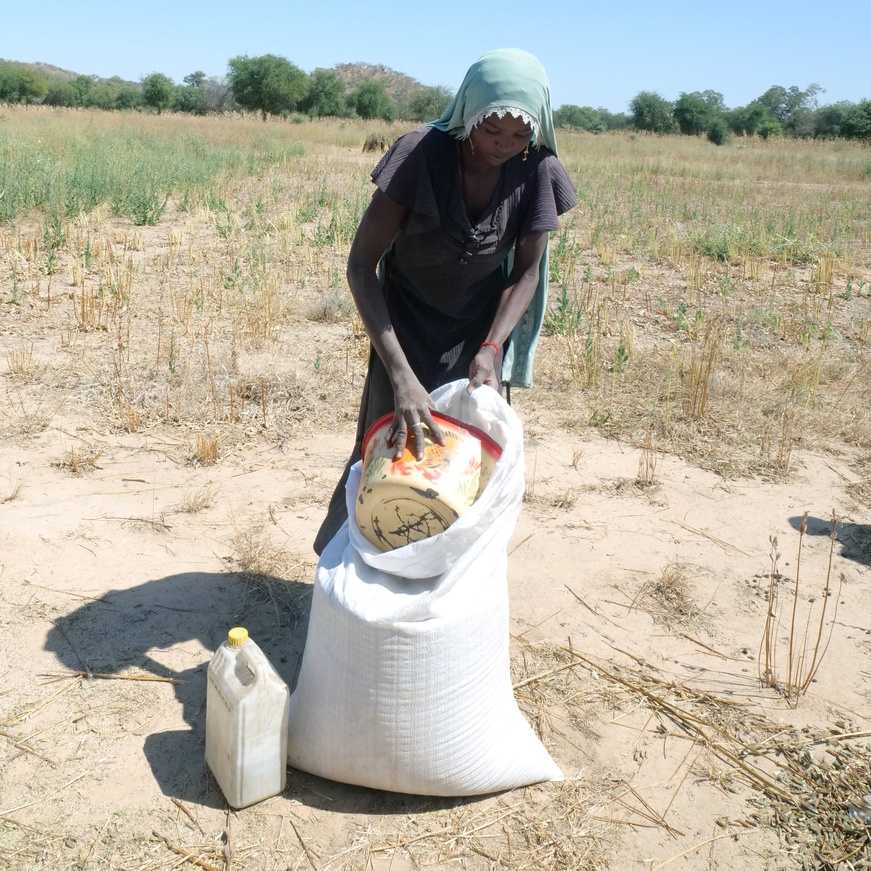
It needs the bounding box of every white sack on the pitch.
[287,381,563,795]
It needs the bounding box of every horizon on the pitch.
[2,0,869,114]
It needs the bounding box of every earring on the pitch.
[469,138,476,156]
[522,144,529,161]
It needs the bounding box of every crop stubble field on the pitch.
[1,106,870,870]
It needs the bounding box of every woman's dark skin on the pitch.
[346,113,548,461]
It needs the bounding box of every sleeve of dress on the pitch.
[370,127,441,234]
[519,153,578,238]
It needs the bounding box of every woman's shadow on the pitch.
[43,570,468,816]
[44,571,311,809]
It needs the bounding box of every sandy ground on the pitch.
[1,387,869,869]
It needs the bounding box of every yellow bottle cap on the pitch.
[227,627,248,647]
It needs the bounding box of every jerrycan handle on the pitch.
[227,627,258,690]
[236,645,261,687]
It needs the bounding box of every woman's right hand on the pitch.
[386,373,446,460]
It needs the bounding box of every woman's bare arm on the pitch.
[346,189,445,458]
[468,230,549,391]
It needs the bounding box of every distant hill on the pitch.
[28,62,79,82]
[321,62,428,102]
[1,59,141,90]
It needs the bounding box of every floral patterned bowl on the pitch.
[355,411,503,552]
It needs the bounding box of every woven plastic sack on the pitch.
[287,380,563,796]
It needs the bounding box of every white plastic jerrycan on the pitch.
[205,627,289,808]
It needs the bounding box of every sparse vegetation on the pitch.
[0,105,869,871]
[57,443,103,475]
[177,482,218,513]
[758,513,844,706]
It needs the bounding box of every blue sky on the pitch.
[2,0,868,113]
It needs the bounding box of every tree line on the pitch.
[0,56,452,123]
[1,55,869,142]
[556,84,871,143]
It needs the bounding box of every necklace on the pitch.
[456,142,505,265]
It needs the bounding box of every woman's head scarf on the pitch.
[429,49,559,156]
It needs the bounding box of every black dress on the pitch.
[313,126,577,555]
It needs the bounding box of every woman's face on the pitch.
[470,113,534,166]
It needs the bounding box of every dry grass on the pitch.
[230,524,289,578]
[4,343,34,376]
[228,524,312,617]
[566,648,871,870]
[1,109,870,871]
[1,112,867,481]
[633,562,701,627]
[330,780,614,871]
[846,473,871,507]
[2,477,23,503]
[56,444,103,476]
[176,482,218,514]
[2,386,63,436]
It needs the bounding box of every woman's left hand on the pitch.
[467,346,500,392]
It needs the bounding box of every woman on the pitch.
[314,48,577,555]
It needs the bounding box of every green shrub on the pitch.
[707,119,731,146]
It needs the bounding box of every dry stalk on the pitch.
[684,319,723,419]
[758,534,782,688]
[151,831,223,871]
[41,670,180,684]
[203,327,222,419]
[60,444,103,475]
[776,404,795,474]
[73,284,109,331]
[193,433,219,466]
[4,343,34,375]
[635,429,661,487]
[112,355,141,433]
[760,511,844,706]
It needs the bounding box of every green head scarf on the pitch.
[429,48,559,156]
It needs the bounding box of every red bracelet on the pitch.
[480,342,500,355]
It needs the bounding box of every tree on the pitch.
[673,92,713,135]
[629,91,677,133]
[812,102,852,138]
[115,87,142,110]
[227,54,309,120]
[71,74,95,106]
[201,77,234,112]
[403,85,453,122]
[88,85,116,111]
[707,118,731,146]
[727,102,775,136]
[300,70,346,117]
[700,90,726,114]
[141,72,176,114]
[0,62,48,103]
[596,107,631,131]
[553,104,605,132]
[347,79,396,121]
[44,81,77,107]
[175,85,208,114]
[756,83,824,128]
[841,100,871,141]
[184,71,206,88]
